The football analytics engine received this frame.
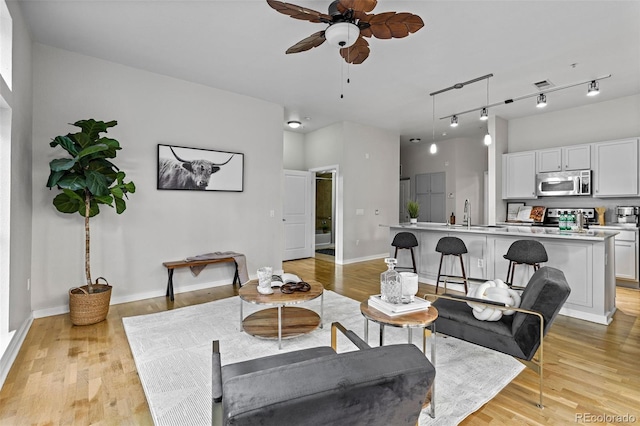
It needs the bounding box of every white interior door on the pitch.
[283,170,312,261]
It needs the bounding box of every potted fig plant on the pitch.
[407,200,420,224]
[46,119,136,325]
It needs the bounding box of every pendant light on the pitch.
[483,79,492,145]
[430,95,437,154]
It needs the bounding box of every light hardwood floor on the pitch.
[1,257,639,425]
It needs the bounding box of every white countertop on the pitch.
[387,222,618,241]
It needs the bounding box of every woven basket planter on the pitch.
[69,278,112,326]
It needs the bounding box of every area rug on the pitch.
[315,248,335,256]
[123,291,524,426]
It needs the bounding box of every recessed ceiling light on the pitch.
[287,120,302,129]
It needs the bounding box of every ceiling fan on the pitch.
[266,0,424,64]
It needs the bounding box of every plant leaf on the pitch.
[85,170,109,196]
[53,192,81,214]
[62,188,84,202]
[94,195,113,205]
[98,137,122,158]
[49,135,79,155]
[56,174,87,191]
[110,186,124,199]
[73,119,117,141]
[124,181,136,193]
[77,199,100,217]
[70,132,91,149]
[49,158,77,172]
[46,170,65,188]
[114,197,126,214]
[77,144,109,159]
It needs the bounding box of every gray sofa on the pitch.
[430,266,571,408]
[212,322,435,425]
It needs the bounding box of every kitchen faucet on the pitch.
[464,199,471,229]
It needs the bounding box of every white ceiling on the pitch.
[17,1,640,146]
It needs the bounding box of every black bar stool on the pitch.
[391,232,419,273]
[504,240,548,286]
[435,236,468,294]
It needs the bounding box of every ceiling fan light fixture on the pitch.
[287,120,302,129]
[536,93,547,108]
[587,80,600,96]
[480,108,488,121]
[324,22,360,48]
[450,115,459,127]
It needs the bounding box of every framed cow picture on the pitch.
[157,144,244,192]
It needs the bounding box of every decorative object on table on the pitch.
[465,279,521,321]
[400,272,419,302]
[595,206,606,225]
[46,119,136,326]
[256,267,273,294]
[529,206,547,223]
[280,281,311,294]
[368,294,430,317]
[506,202,525,221]
[407,200,420,224]
[380,258,402,304]
[157,144,244,192]
[270,273,301,287]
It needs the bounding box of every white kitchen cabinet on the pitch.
[593,138,639,197]
[537,145,591,172]
[502,151,537,199]
[615,240,637,280]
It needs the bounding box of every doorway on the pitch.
[314,171,335,258]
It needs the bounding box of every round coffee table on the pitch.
[239,280,324,349]
[360,300,438,418]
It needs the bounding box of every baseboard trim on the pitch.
[338,253,388,265]
[32,277,242,319]
[0,314,33,390]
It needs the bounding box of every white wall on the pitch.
[508,94,640,152]
[401,137,489,223]
[5,0,32,335]
[31,44,284,314]
[304,121,399,263]
[283,130,305,170]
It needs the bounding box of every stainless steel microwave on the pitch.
[536,170,592,196]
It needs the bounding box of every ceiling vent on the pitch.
[533,80,555,90]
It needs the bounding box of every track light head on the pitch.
[536,93,547,108]
[450,115,459,127]
[587,80,600,96]
[479,108,488,121]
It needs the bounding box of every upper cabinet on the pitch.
[592,138,639,197]
[503,151,537,199]
[537,144,591,173]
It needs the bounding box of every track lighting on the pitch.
[587,80,599,96]
[287,120,302,129]
[450,115,459,127]
[480,108,488,121]
[430,143,437,154]
[536,93,547,108]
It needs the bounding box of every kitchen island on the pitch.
[387,223,618,325]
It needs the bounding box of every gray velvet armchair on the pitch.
[428,266,570,408]
[212,322,435,426]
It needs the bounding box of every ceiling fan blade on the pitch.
[340,36,370,64]
[360,11,424,39]
[266,0,332,23]
[286,31,327,54]
[336,0,377,13]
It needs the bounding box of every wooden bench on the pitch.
[163,258,240,301]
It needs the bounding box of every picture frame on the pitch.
[506,202,525,221]
[157,144,244,192]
